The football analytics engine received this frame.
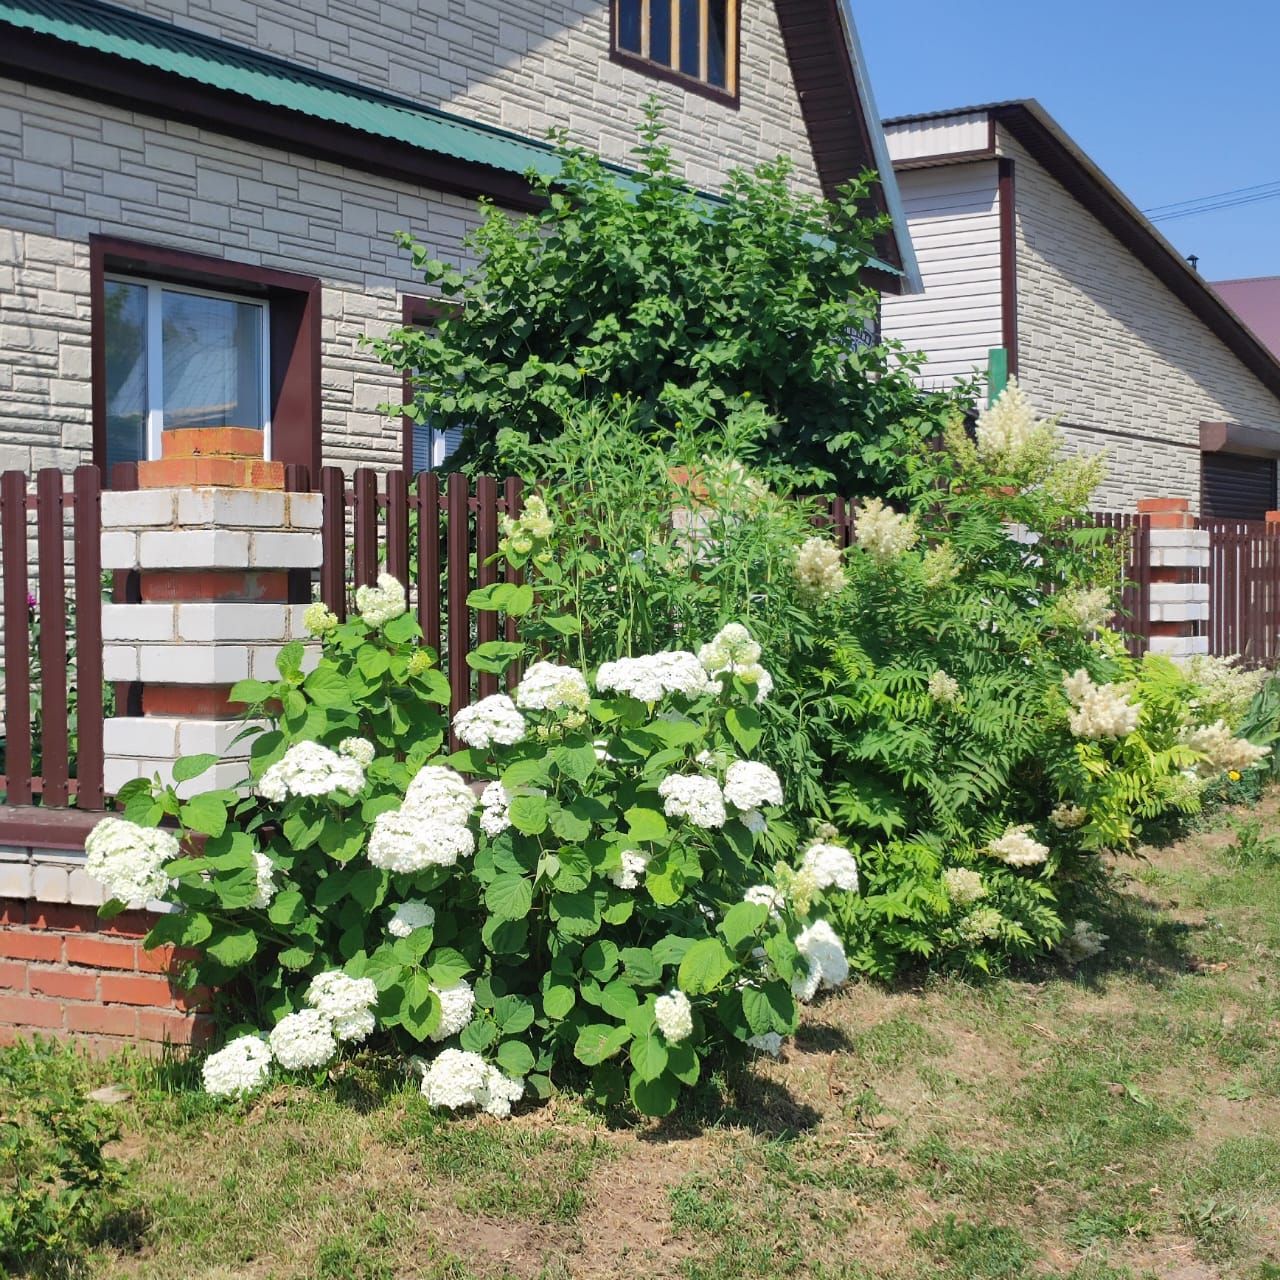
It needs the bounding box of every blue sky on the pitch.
[856,0,1280,282]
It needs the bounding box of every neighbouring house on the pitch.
[878,100,1280,519]
[1214,277,1280,361]
[0,0,919,483]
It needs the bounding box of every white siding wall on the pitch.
[879,161,1003,396]
[884,112,990,164]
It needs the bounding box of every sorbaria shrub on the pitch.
[92,575,863,1117]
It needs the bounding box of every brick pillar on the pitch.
[1266,510,1280,526]
[1140,497,1209,659]
[100,428,322,798]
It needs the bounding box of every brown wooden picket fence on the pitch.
[1200,518,1280,666]
[1068,511,1152,657]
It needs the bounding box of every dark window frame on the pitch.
[400,296,462,476]
[609,0,741,108]
[90,235,322,484]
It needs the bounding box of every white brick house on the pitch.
[0,0,918,481]
[879,100,1280,518]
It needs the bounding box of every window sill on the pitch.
[609,48,739,109]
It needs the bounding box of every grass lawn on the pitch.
[8,792,1280,1280]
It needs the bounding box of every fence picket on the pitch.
[503,478,523,692]
[36,470,70,807]
[475,475,500,699]
[1,470,32,804]
[320,466,347,619]
[417,472,442,656]
[72,466,104,810]
[353,468,379,590]
[446,472,470,725]
[386,470,409,587]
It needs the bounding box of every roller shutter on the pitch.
[1201,453,1277,520]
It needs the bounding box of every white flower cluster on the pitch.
[921,541,960,589]
[479,781,513,836]
[744,884,786,917]
[306,970,379,1043]
[515,661,590,713]
[697,623,774,703]
[1055,920,1107,964]
[609,849,650,889]
[794,537,846,599]
[429,980,476,1041]
[942,866,986,907]
[722,761,783,812]
[1049,804,1088,831]
[1062,670,1141,740]
[258,741,366,803]
[855,497,918,561]
[367,765,477,873]
[1186,655,1267,727]
[654,989,694,1043]
[303,602,339,637]
[338,737,375,766]
[248,851,279,909]
[974,377,1055,469]
[1058,586,1112,633]
[658,774,727,829]
[84,817,178,904]
[792,920,849,1003]
[595,651,716,702]
[500,494,553,557]
[387,900,435,938]
[956,907,1005,945]
[201,1033,272,1097]
[986,824,1050,868]
[453,694,527,750]
[419,1048,524,1118]
[800,843,860,893]
[1181,720,1271,774]
[355,572,407,627]
[269,1008,338,1070]
[927,670,962,706]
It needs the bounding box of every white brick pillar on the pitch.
[1141,497,1210,660]
[99,429,322,798]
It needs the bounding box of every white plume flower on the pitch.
[942,867,987,907]
[1055,920,1107,964]
[355,573,407,627]
[723,761,784,811]
[202,1034,272,1097]
[794,537,846,599]
[1181,720,1271,774]
[928,670,962,706]
[956,907,1005,945]
[855,497,918,561]
[84,817,178,904]
[654,990,694,1043]
[658,774,727,829]
[1049,804,1088,831]
[269,1009,337,1070]
[1058,586,1112,632]
[1062,670,1141,739]
[453,695,527,750]
[986,824,1050,868]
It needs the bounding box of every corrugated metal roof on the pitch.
[0,0,565,180]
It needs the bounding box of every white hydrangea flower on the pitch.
[747,1032,784,1057]
[1049,804,1088,831]
[338,737,376,766]
[609,849,650,889]
[249,851,279,909]
[595,651,717,702]
[739,809,767,836]
[453,695,527,750]
[986,824,1050,868]
[792,920,849,1003]
[403,766,478,825]
[84,817,178,904]
[654,989,694,1043]
[476,1064,526,1118]
[514,661,590,713]
[478,781,512,837]
[269,1009,337,1070]
[928,670,962,706]
[367,810,475,873]
[744,884,785,918]
[1062,670,1141,739]
[355,572,407,627]
[202,1034,272,1097]
[658,774,727,829]
[1181,720,1271,774]
[801,843,860,893]
[387,900,435,938]
[794,537,846,599]
[942,867,987,907]
[305,970,378,1043]
[419,1048,524,1118]
[302,602,339,637]
[429,980,476,1042]
[722,761,784,812]
[1055,920,1108,964]
[697,624,774,704]
[258,741,365,802]
[956,907,1005,945]
[855,497,918,561]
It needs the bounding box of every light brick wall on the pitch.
[0,77,488,475]
[106,0,821,195]
[1001,128,1280,512]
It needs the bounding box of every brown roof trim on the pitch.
[1200,421,1280,458]
[997,157,1018,374]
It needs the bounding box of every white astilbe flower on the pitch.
[367,810,475,873]
[258,741,365,802]
[723,761,784,811]
[855,497,918,561]
[986,824,1050,868]
[744,884,785,918]
[338,737,375,766]
[306,970,378,1043]
[747,1032,784,1057]
[956,907,1005,945]
[973,377,1058,471]
[794,537,846,599]
[403,766,478,825]
[84,817,178,904]
[740,809,767,836]
[429,980,476,1042]
[419,1049,524,1118]
[609,849,650,889]
[302,602,338,637]
[249,851,279,909]
[515,661,590,713]
[1185,655,1267,727]
[1056,920,1108,964]
[479,781,513,837]
[658,774,727,829]
[453,695,527,750]
[1181,720,1271,774]
[792,920,849,1003]
[1058,586,1112,633]
[355,572,407,627]
[801,843,860,893]
[269,1009,337,1070]
[202,1034,272,1097]
[595,651,716,702]
[697,624,774,704]
[928,670,962,706]
[1049,804,1088,831]
[654,990,694,1043]
[387,900,435,938]
[942,867,987,907]
[1062,670,1141,739]
[922,541,960,589]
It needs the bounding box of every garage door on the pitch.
[1201,453,1278,520]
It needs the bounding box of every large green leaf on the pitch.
[574,1022,632,1066]
[629,1030,668,1082]
[677,938,735,995]
[485,874,533,921]
[509,794,548,836]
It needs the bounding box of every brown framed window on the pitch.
[612,0,739,102]
[90,236,322,484]
[401,297,466,476]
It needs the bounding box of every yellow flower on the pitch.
[1228,770,1242,782]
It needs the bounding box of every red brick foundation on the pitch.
[0,900,212,1055]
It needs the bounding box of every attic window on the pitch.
[613,0,738,101]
